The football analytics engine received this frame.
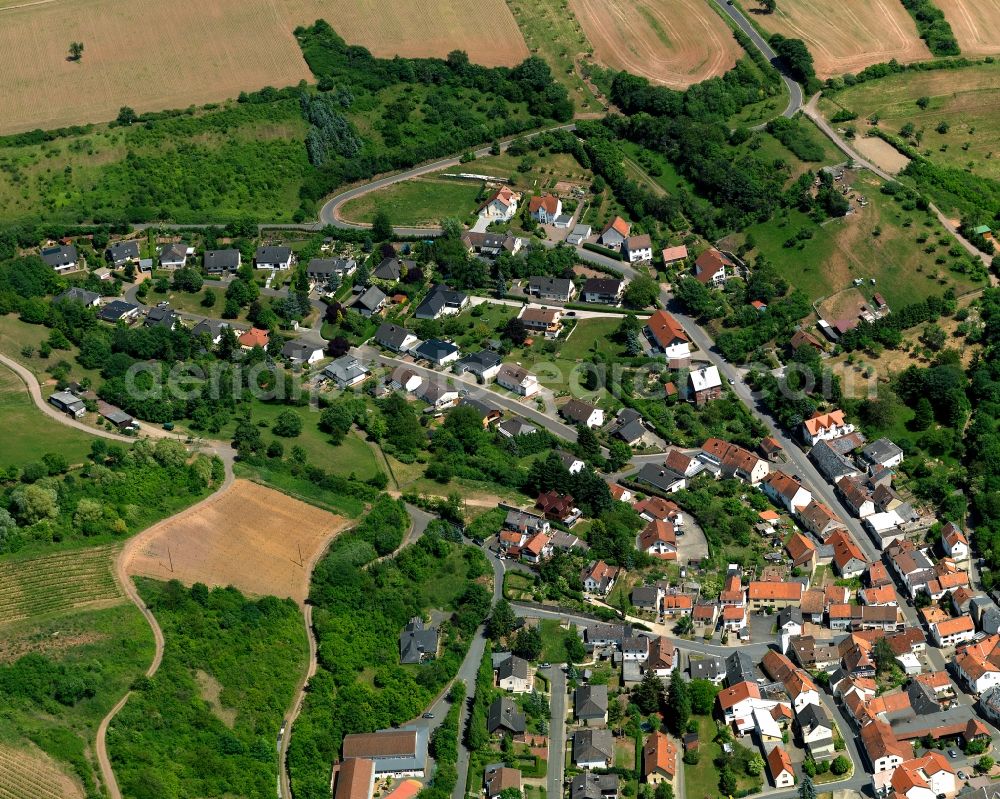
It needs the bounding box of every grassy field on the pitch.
[568,0,741,88]
[233,461,367,517]
[444,150,593,194]
[736,172,987,306]
[0,363,94,469]
[0,544,124,627]
[504,0,604,113]
[539,618,570,662]
[339,176,484,227]
[746,0,930,77]
[0,0,527,136]
[820,63,1000,182]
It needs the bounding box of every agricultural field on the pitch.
[820,63,1000,181]
[736,172,987,307]
[0,743,83,799]
[123,479,350,603]
[339,176,484,227]
[569,0,741,87]
[935,0,1000,55]
[0,363,94,469]
[0,544,124,627]
[748,0,931,77]
[0,0,527,135]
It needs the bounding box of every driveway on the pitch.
[675,516,709,565]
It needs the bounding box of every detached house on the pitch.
[495,653,532,693]
[479,186,520,221]
[529,193,562,224]
[638,521,676,559]
[399,617,439,664]
[799,500,846,539]
[624,234,653,264]
[599,217,630,249]
[375,323,418,353]
[645,310,691,359]
[581,561,621,596]
[573,729,615,769]
[941,522,969,561]
[688,365,722,406]
[575,684,609,723]
[801,410,855,445]
[41,244,79,272]
[107,240,140,266]
[204,248,240,274]
[527,276,575,302]
[254,246,293,270]
[159,242,188,269]
[581,278,625,305]
[497,364,540,397]
[413,338,460,367]
[828,531,867,578]
[454,350,502,383]
[561,398,604,429]
[931,616,975,647]
[693,248,732,286]
[414,285,469,319]
[766,747,795,789]
[862,438,904,471]
[519,306,563,338]
[642,732,677,785]
[661,244,688,266]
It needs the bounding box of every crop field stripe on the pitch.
[0,745,81,799]
[935,0,1000,54]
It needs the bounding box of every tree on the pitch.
[372,209,394,242]
[719,768,737,795]
[872,637,895,673]
[653,783,673,799]
[576,425,601,461]
[976,755,994,774]
[503,317,528,346]
[633,672,663,715]
[487,599,516,641]
[688,679,719,715]
[666,669,690,735]
[68,41,84,61]
[799,775,816,799]
[759,0,776,11]
[10,484,59,524]
[623,275,659,309]
[830,755,850,775]
[747,753,765,776]
[565,631,587,663]
[512,626,542,661]
[273,410,303,438]
[607,440,632,471]
[911,397,933,431]
[116,106,138,125]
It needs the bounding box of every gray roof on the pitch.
[575,684,608,720]
[282,339,322,360]
[414,338,459,363]
[376,322,415,350]
[307,257,355,277]
[725,651,757,687]
[460,396,502,420]
[631,585,660,608]
[204,249,240,271]
[414,285,467,319]
[457,349,501,375]
[98,299,139,322]
[809,440,860,482]
[54,287,100,305]
[561,399,599,425]
[498,418,537,438]
[558,450,583,470]
[325,355,368,384]
[49,390,85,410]
[688,656,726,681]
[573,729,614,765]
[108,240,140,263]
[906,680,942,716]
[374,257,414,281]
[528,276,573,296]
[488,697,526,734]
[192,319,228,339]
[777,606,803,628]
[584,623,631,645]
[889,704,974,740]
[635,463,685,493]
[399,617,438,664]
[159,242,187,264]
[495,654,529,682]
[40,244,77,267]
[355,285,387,312]
[255,246,292,264]
[796,702,832,735]
[615,418,648,444]
[862,438,903,465]
[571,772,619,799]
[144,305,177,329]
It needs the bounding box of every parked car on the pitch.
[948,749,958,759]
[422,712,434,719]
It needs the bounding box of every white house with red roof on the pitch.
[801,410,855,445]
[528,193,562,224]
[624,234,653,263]
[941,522,969,562]
[479,186,521,222]
[644,310,691,359]
[762,472,812,514]
[693,248,733,286]
[599,217,630,248]
[581,561,621,596]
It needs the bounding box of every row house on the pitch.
[930,616,976,648]
[786,532,818,573]
[828,530,868,578]
[827,604,901,632]
[747,581,802,611]
[799,500,846,539]
[954,634,1000,694]
[762,471,812,514]
[719,443,770,485]
[859,584,898,607]
[836,474,877,518]
[860,720,911,773]
[885,539,936,599]
[788,635,840,671]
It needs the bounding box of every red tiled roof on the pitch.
[646,310,689,349]
[748,582,802,602]
[803,410,846,436]
[528,193,559,215]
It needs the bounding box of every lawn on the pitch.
[732,120,841,182]
[150,285,231,319]
[0,315,103,386]
[445,150,594,194]
[684,715,761,799]
[0,362,94,469]
[539,618,570,663]
[338,176,484,227]
[738,172,987,306]
[419,545,481,610]
[820,63,1000,181]
[504,571,536,602]
[232,461,366,517]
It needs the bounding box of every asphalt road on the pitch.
[547,666,568,799]
[708,0,802,121]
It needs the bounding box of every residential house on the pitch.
[692,604,720,634]
[719,444,769,485]
[644,310,691,359]
[307,257,356,284]
[573,729,615,769]
[561,398,604,429]
[809,440,861,483]
[860,585,898,607]
[536,491,578,524]
[503,509,550,538]
[283,340,325,366]
[479,186,520,221]
[41,244,79,272]
[570,773,618,799]
[777,606,804,637]
[799,501,846,540]
[191,319,228,345]
[688,655,725,684]
[527,276,575,302]
[98,300,140,324]
[528,193,562,224]
[828,604,900,632]
[374,257,413,282]
[598,217,630,249]
[238,327,270,350]
[496,364,540,397]
[643,637,677,677]
[558,451,586,475]
[631,585,662,612]
[624,234,653,264]
[788,635,839,671]
[637,520,677,560]
[521,532,552,564]
[759,437,786,463]
[642,731,677,784]
[159,242,188,269]
[495,654,532,693]
[862,438,904,471]
[575,685,609,723]
[54,287,100,307]
[688,365,722,407]
[886,753,957,799]
[660,245,688,266]
[747,581,802,611]
[254,246,293,269]
[203,248,241,274]
[801,410,855,445]
[419,382,460,410]
[144,305,178,330]
[766,747,795,789]
[581,561,621,596]
[955,635,1000,694]
[375,323,419,353]
[454,350,502,383]
[399,617,438,663]
[498,418,538,439]
[519,306,563,338]
[837,475,877,518]
[567,224,591,246]
[611,408,652,446]
[725,651,757,687]
[762,471,812,514]
[790,329,824,353]
[462,232,524,258]
[413,339,460,367]
[720,600,746,629]
[390,366,422,394]
[716,680,763,732]
[829,531,868,578]
[661,592,693,618]
[107,240,140,266]
[634,496,683,525]
[342,728,427,778]
[354,286,387,317]
[941,522,969,562]
[488,697,526,736]
[861,720,910,773]
[414,285,469,319]
[635,463,687,495]
[580,277,625,305]
[484,765,522,799]
[693,248,732,286]
[930,616,975,647]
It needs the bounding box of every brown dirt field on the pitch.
[568,0,741,88]
[0,742,84,799]
[195,670,237,729]
[817,287,868,325]
[936,0,1000,55]
[123,479,350,604]
[0,0,527,135]
[852,136,911,175]
[752,0,931,77]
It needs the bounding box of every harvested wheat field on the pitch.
[123,480,350,604]
[936,0,1000,55]
[569,0,741,87]
[0,742,84,799]
[0,0,527,135]
[753,0,931,77]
